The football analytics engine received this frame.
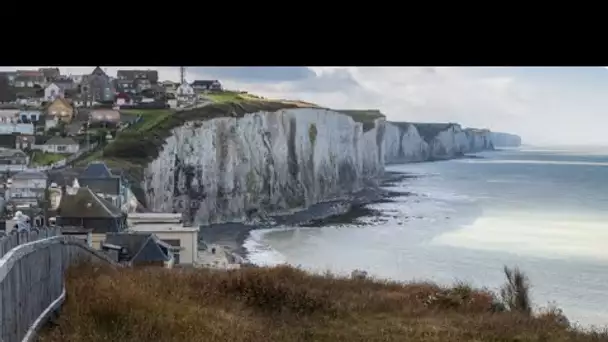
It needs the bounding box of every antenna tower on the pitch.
[180,67,186,84]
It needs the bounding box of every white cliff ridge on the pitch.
[382,123,498,164]
[143,108,384,225]
[140,106,520,225]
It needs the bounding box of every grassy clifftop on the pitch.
[335,109,386,132]
[39,263,602,342]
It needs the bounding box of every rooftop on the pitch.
[59,187,123,218]
[45,136,78,145]
[105,232,172,263]
[12,171,47,180]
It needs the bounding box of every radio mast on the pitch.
[180,67,186,84]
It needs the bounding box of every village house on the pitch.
[44,80,75,101]
[81,67,115,105]
[15,134,35,150]
[161,80,178,94]
[117,70,159,84]
[191,80,223,92]
[104,233,175,267]
[7,171,47,199]
[18,109,42,123]
[89,109,121,128]
[78,162,129,210]
[0,71,17,86]
[114,79,136,94]
[127,213,198,265]
[39,68,61,83]
[0,122,34,135]
[0,109,18,123]
[176,82,195,104]
[45,98,74,124]
[135,78,152,92]
[40,136,79,154]
[56,181,127,249]
[0,148,28,165]
[13,70,46,88]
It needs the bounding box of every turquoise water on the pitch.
[245,146,608,328]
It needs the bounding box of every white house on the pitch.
[7,171,48,199]
[44,82,74,101]
[44,83,63,101]
[176,82,195,103]
[41,136,80,154]
[0,123,34,135]
[45,116,59,131]
[127,213,198,265]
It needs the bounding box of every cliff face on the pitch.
[140,104,516,224]
[490,132,522,147]
[383,122,495,164]
[143,108,384,225]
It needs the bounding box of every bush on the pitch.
[500,266,532,315]
[38,263,605,342]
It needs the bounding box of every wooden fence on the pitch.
[0,228,119,342]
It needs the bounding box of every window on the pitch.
[57,146,67,152]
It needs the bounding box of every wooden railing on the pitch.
[0,228,119,342]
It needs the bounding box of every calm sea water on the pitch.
[244,146,608,328]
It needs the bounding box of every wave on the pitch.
[243,228,287,266]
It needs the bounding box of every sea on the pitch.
[244,146,608,329]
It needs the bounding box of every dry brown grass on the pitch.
[38,263,608,342]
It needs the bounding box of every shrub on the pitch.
[38,263,607,342]
[500,266,532,315]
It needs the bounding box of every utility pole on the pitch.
[180,67,186,84]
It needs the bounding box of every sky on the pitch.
[1,66,607,146]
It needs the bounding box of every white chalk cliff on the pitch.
[141,106,519,224]
[490,132,522,147]
[383,123,498,164]
[143,108,384,225]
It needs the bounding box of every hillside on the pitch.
[38,263,605,342]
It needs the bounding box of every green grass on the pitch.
[120,109,173,132]
[30,151,67,166]
[334,110,386,132]
[204,91,248,103]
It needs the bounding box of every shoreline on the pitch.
[196,152,493,265]
[197,171,416,262]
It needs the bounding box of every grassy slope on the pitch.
[39,263,606,342]
[30,151,66,166]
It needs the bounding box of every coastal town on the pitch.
[0,66,241,269]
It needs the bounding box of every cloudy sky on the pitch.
[2,66,606,146]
